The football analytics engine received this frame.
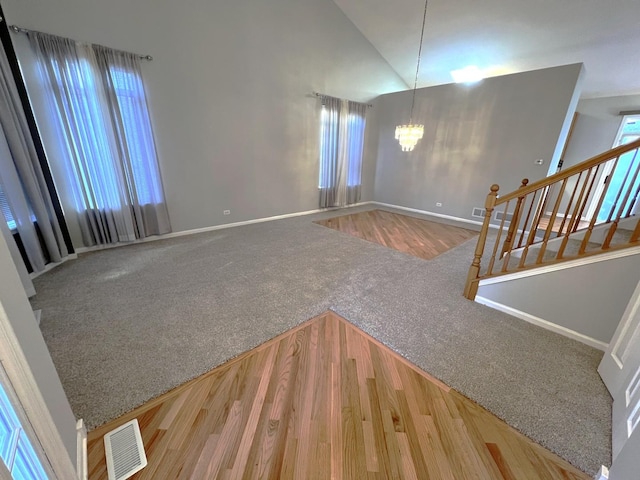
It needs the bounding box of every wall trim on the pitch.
[75,202,373,254]
[29,254,78,280]
[73,200,495,255]
[370,202,486,229]
[478,245,640,286]
[76,419,87,480]
[475,295,608,351]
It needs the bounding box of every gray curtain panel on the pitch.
[346,100,366,205]
[93,44,171,237]
[319,95,342,208]
[0,42,69,273]
[28,32,170,246]
[318,95,366,208]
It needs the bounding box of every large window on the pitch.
[108,67,164,206]
[29,33,171,245]
[318,96,367,208]
[45,57,164,214]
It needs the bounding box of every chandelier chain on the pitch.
[409,0,429,123]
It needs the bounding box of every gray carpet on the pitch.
[31,205,611,474]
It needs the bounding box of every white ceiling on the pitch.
[333,0,640,98]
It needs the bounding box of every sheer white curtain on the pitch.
[28,32,170,246]
[0,41,69,274]
[318,95,366,208]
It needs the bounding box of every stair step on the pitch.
[612,227,633,243]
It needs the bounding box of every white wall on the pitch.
[1,0,406,245]
[373,64,584,221]
[0,229,77,470]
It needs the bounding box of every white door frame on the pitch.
[0,234,80,479]
[598,279,640,478]
[599,280,640,396]
[585,115,640,221]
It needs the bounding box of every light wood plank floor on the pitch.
[538,215,590,234]
[87,311,588,480]
[314,210,478,261]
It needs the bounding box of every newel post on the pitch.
[464,184,499,300]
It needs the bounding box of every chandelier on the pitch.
[395,0,429,152]
[395,124,424,152]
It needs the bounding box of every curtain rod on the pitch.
[313,91,372,108]
[9,24,153,61]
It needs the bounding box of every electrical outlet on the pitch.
[223,210,230,215]
[436,202,443,207]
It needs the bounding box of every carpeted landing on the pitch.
[31,205,611,475]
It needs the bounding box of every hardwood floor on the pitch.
[87,311,588,480]
[538,215,590,233]
[314,210,478,260]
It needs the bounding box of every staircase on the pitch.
[464,137,640,301]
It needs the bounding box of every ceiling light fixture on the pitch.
[395,0,429,152]
[451,65,484,84]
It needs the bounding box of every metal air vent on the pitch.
[472,207,486,218]
[104,419,147,480]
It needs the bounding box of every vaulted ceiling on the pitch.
[333,0,640,98]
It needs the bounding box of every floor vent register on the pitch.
[103,419,147,480]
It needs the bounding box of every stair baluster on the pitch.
[464,137,640,301]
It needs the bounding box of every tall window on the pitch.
[108,67,164,206]
[594,115,640,222]
[28,33,171,246]
[318,96,367,208]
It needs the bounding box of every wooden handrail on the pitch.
[464,137,640,301]
[495,137,640,205]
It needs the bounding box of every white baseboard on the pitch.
[29,254,78,280]
[594,465,609,480]
[73,201,488,255]
[75,202,372,254]
[475,295,608,351]
[76,419,87,480]
[370,202,486,229]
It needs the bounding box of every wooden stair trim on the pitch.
[477,243,640,286]
[464,136,640,300]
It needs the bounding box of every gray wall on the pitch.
[373,64,584,221]
[0,232,77,468]
[562,94,640,170]
[2,0,406,246]
[477,252,640,343]
[554,94,640,221]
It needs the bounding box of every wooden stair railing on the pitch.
[464,137,640,300]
